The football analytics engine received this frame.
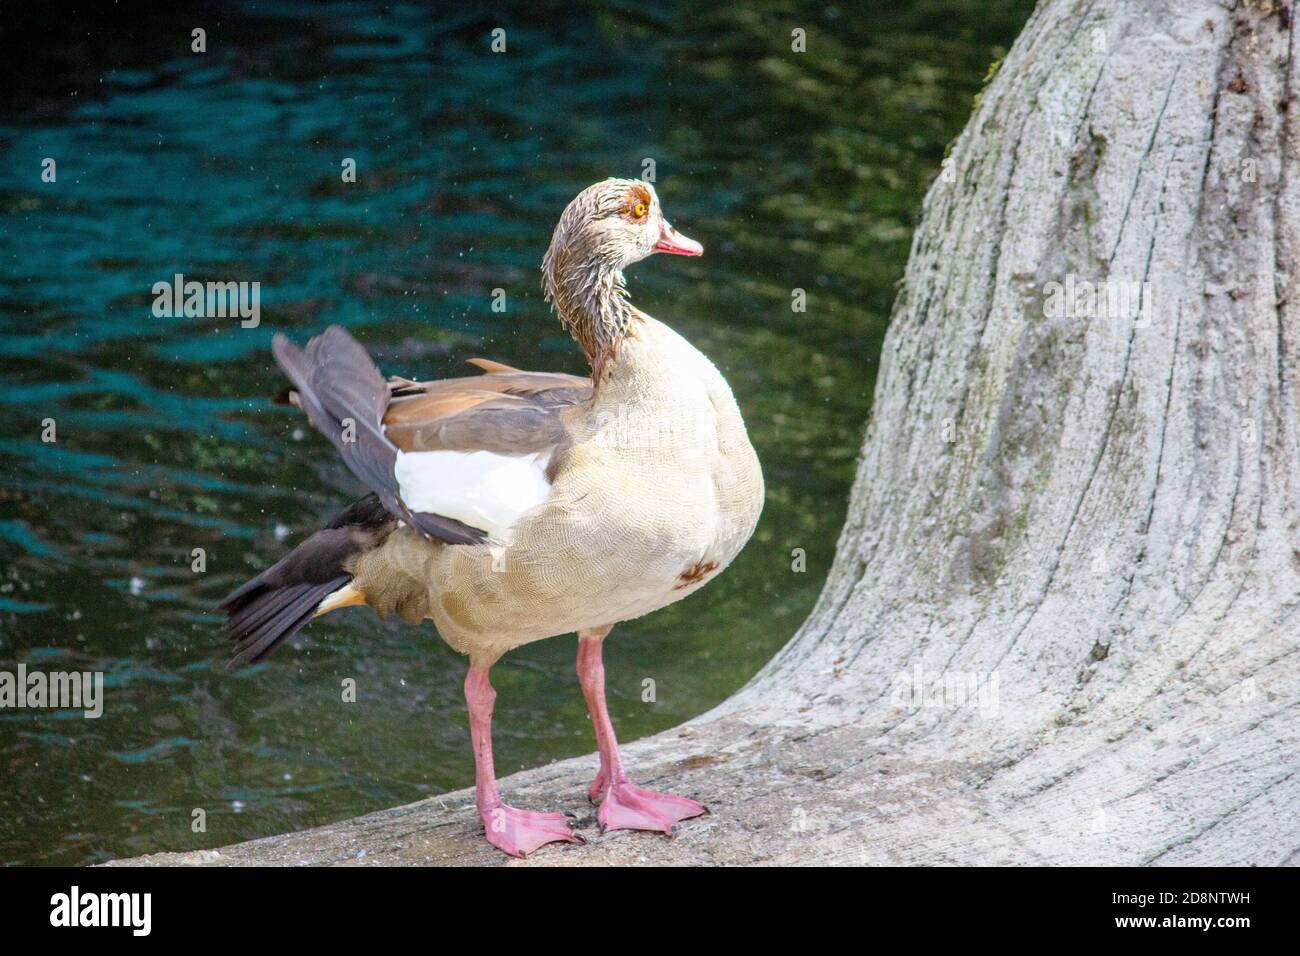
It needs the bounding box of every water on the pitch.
[0,1,1033,864]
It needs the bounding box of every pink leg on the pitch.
[464,667,581,857]
[576,632,708,835]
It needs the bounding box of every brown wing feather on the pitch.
[384,385,503,423]
[382,360,592,456]
[466,357,520,374]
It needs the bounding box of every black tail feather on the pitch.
[226,578,348,669]
[221,494,395,668]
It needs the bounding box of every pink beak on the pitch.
[654,217,703,256]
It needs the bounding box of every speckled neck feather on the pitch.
[541,182,652,383]
[543,256,636,383]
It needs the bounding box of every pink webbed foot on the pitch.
[593,779,708,835]
[480,802,583,858]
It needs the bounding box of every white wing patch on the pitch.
[393,448,553,541]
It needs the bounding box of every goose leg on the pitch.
[464,667,581,857]
[576,629,708,835]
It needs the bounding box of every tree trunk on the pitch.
[112,0,1300,866]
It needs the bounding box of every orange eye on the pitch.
[633,202,648,218]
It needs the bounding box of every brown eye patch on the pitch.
[624,183,652,222]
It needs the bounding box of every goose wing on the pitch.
[381,362,592,540]
[274,325,591,544]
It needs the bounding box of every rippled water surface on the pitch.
[0,1,1033,864]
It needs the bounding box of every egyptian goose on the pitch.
[221,178,765,856]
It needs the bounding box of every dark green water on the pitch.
[0,1,1033,864]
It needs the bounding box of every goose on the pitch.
[221,178,765,857]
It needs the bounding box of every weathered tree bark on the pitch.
[113,0,1300,866]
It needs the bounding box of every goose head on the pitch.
[545,178,702,275]
[542,178,702,377]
